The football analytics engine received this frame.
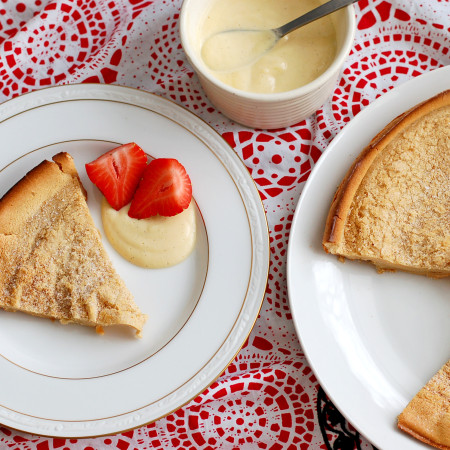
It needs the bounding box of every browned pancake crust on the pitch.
[322,90,450,277]
[0,152,147,335]
[398,360,450,449]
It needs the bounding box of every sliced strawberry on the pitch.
[128,158,192,219]
[85,143,148,210]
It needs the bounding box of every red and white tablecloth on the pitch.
[0,1,448,449]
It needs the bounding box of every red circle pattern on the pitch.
[0,0,448,449]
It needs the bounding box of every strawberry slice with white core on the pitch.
[128,158,192,219]
[85,143,148,210]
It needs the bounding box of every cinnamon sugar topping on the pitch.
[0,153,147,335]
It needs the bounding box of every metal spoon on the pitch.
[201,0,358,72]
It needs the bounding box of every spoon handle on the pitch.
[274,0,359,38]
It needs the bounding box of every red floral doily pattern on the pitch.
[140,357,321,450]
[0,0,449,449]
[0,0,152,96]
[325,0,449,131]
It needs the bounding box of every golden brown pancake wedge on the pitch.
[0,152,147,336]
[323,90,450,278]
[398,360,450,449]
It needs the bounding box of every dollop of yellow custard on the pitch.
[101,198,196,269]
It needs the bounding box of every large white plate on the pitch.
[0,84,269,437]
[287,66,450,450]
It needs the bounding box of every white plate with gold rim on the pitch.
[287,66,450,450]
[0,84,269,437]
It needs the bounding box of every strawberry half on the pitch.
[85,143,148,210]
[128,158,192,219]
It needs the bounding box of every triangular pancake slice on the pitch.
[323,90,450,278]
[0,152,147,336]
[398,360,450,449]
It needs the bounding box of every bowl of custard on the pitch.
[180,0,356,129]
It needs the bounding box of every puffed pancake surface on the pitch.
[322,90,450,278]
[0,152,147,336]
[398,360,450,449]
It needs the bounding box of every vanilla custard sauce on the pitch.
[101,199,196,269]
[199,0,337,93]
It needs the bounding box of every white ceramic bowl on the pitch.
[180,0,356,129]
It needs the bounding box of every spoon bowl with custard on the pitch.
[202,0,359,73]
